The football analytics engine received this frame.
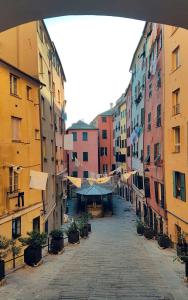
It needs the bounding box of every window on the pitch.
[102,130,107,139]
[127,146,130,157]
[58,90,61,103]
[157,70,161,89]
[173,171,186,201]
[144,177,151,198]
[156,104,161,127]
[83,152,88,161]
[72,132,77,142]
[172,89,180,115]
[41,96,45,118]
[72,171,78,177]
[35,129,40,140]
[43,137,47,159]
[83,171,88,178]
[147,113,151,131]
[154,143,161,164]
[121,140,124,148]
[103,164,108,173]
[9,167,19,193]
[102,116,106,123]
[12,217,21,239]
[26,86,32,100]
[149,82,152,98]
[172,46,180,70]
[154,182,165,208]
[50,107,53,124]
[100,147,104,156]
[144,145,150,164]
[48,71,51,90]
[141,108,144,127]
[82,132,88,141]
[11,116,21,142]
[39,53,43,75]
[72,152,77,161]
[33,216,40,232]
[173,126,180,153]
[10,74,19,96]
[51,140,54,157]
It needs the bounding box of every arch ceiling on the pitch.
[0,0,188,32]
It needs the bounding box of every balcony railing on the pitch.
[172,104,180,116]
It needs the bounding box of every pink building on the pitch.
[91,108,115,175]
[144,23,165,234]
[67,120,99,178]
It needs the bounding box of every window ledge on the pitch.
[10,93,21,99]
[171,65,181,74]
[12,140,22,143]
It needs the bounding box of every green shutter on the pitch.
[180,173,186,201]
[173,172,176,198]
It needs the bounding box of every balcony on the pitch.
[172,104,180,116]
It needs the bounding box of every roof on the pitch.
[76,184,113,196]
[0,59,45,86]
[67,120,98,130]
[99,108,114,116]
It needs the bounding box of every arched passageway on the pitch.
[0,0,188,32]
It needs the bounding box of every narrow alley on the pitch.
[0,197,188,300]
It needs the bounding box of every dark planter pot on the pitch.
[24,246,42,267]
[0,259,5,281]
[50,237,64,254]
[87,223,91,233]
[177,244,188,257]
[144,228,154,240]
[80,226,89,238]
[137,225,144,235]
[68,230,80,244]
[158,235,170,249]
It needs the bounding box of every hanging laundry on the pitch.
[30,170,48,190]
[64,134,73,150]
[67,176,82,188]
[96,177,111,184]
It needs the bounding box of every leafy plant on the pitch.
[64,220,79,235]
[0,235,11,259]
[10,240,21,256]
[50,229,64,239]
[19,231,47,249]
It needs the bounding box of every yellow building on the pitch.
[0,59,43,249]
[0,20,67,233]
[164,26,188,244]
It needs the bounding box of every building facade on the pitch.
[91,108,114,175]
[164,25,188,244]
[130,28,146,216]
[67,121,99,179]
[0,60,43,252]
[144,23,166,233]
[0,21,67,233]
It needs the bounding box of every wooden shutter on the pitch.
[173,171,176,198]
[180,173,186,201]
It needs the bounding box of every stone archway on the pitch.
[0,0,188,32]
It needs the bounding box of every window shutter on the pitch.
[173,172,176,198]
[180,173,186,201]
[161,184,165,208]
[154,182,158,203]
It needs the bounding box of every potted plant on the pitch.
[19,231,47,267]
[50,229,64,254]
[176,233,188,257]
[66,221,80,244]
[144,226,155,240]
[157,234,171,249]
[83,212,92,233]
[136,221,145,235]
[77,217,89,239]
[0,235,10,281]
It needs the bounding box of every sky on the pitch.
[45,16,145,127]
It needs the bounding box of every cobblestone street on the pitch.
[1,196,188,300]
